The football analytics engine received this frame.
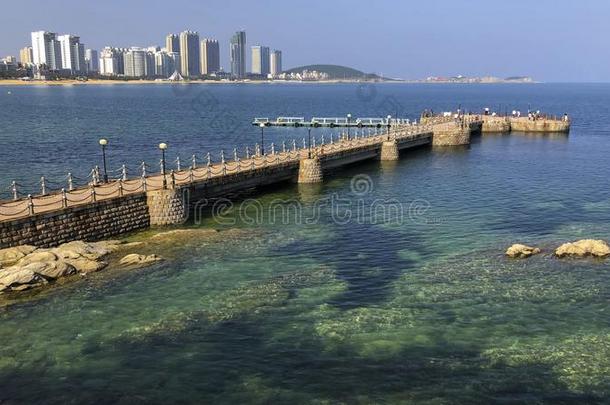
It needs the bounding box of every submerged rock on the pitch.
[119,254,164,267]
[555,239,610,258]
[505,244,541,258]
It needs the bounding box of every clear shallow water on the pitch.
[1,83,610,403]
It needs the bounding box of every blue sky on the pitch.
[1,0,608,81]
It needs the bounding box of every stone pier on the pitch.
[380,140,399,161]
[509,117,570,133]
[432,122,472,146]
[482,117,511,133]
[146,188,187,226]
[297,157,323,183]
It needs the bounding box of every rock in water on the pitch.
[0,267,47,292]
[119,254,164,267]
[505,244,541,258]
[555,239,610,258]
[22,261,77,280]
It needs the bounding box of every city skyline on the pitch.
[2,0,610,81]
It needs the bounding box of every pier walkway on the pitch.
[0,111,569,248]
[0,123,433,222]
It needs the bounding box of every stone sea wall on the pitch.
[0,194,150,249]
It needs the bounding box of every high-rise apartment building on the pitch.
[179,30,200,78]
[31,31,62,70]
[154,50,176,78]
[58,35,86,73]
[85,49,99,73]
[99,47,122,76]
[123,48,149,78]
[200,39,220,75]
[270,50,282,77]
[230,31,246,78]
[166,34,180,53]
[251,45,270,75]
[19,46,33,65]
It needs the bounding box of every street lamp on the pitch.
[259,123,266,155]
[347,113,352,140]
[386,115,392,140]
[159,142,168,189]
[307,127,312,158]
[99,138,109,183]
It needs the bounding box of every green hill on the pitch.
[283,64,386,80]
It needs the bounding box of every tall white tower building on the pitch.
[179,30,200,78]
[200,39,220,75]
[251,45,270,75]
[31,31,62,70]
[270,50,282,77]
[58,35,86,73]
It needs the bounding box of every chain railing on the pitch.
[0,123,434,221]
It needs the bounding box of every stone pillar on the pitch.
[146,188,187,226]
[380,140,399,161]
[432,123,471,146]
[298,158,323,184]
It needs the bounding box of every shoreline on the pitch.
[0,79,538,86]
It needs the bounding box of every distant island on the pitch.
[279,64,387,81]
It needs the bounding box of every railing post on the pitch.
[246,146,251,159]
[11,181,18,200]
[141,175,147,192]
[292,139,297,152]
[91,185,96,202]
[121,164,128,181]
[176,156,181,172]
[206,152,211,167]
[170,170,176,189]
[233,148,238,162]
[255,143,260,156]
[271,143,275,155]
[192,154,197,169]
[118,180,124,196]
[67,173,74,191]
[141,161,147,177]
[321,135,325,145]
[27,194,34,215]
[303,138,306,149]
[40,176,47,196]
[189,166,194,183]
[282,141,286,153]
[61,188,67,208]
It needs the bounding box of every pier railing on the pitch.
[0,124,433,222]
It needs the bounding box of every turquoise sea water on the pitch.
[1,83,610,403]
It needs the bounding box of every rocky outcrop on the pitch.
[505,244,541,258]
[119,254,164,268]
[555,239,610,258]
[0,240,123,294]
[0,267,47,292]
